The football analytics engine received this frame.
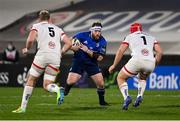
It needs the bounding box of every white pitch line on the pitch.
[36,103,57,106]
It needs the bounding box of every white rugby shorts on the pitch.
[122,57,155,77]
[29,53,60,80]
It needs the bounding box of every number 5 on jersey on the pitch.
[48,27,55,37]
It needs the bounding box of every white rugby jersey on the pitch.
[31,21,65,57]
[122,31,158,61]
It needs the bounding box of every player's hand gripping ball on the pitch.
[72,38,81,47]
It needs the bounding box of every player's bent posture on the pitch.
[63,22,109,106]
[12,10,72,113]
[109,23,162,110]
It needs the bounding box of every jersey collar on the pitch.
[133,31,142,34]
[40,21,49,24]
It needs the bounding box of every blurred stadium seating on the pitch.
[0,0,180,55]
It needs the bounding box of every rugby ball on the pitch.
[72,38,81,46]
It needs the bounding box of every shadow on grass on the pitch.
[73,106,109,110]
[156,105,180,108]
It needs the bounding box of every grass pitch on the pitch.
[0,87,180,120]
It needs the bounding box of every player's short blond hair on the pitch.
[39,9,50,21]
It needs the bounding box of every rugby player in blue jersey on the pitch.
[63,22,109,106]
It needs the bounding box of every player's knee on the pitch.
[26,74,38,87]
[67,74,80,84]
[117,72,127,82]
[67,78,76,85]
[121,69,129,77]
[26,78,35,87]
[95,79,104,88]
[43,80,52,89]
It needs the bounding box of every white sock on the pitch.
[46,83,59,93]
[119,82,129,100]
[21,86,33,110]
[137,80,146,97]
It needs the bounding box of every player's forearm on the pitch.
[113,49,123,67]
[113,44,127,67]
[155,52,162,65]
[62,44,72,55]
[22,40,34,54]
[154,44,163,66]
[86,49,93,57]
[26,41,34,50]
[86,49,104,61]
[62,35,72,54]
[25,30,37,50]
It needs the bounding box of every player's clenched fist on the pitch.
[22,48,28,55]
[108,65,115,74]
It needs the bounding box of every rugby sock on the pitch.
[47,83,60,93]
[119,82,129,100]
[97,88,105,104]
[64,83,73,96]
[21,86,33,110]
[137,80,146,97]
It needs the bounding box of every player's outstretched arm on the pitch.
[22,30,37,55]
[61,35,72,55]
[109,44,128,73]
[154,43,163,66]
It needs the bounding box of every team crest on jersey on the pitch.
[48,41,56,49]
[96,43,99,47]
[141,49,149,56]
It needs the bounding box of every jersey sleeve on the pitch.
[121,36,129,45]
[31,24,38,32]
[99,39,107,55]
[99,45,106,55]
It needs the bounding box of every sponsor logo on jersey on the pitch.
[141,49,149,56]
[96,43,99,47]
[48,41,56,49]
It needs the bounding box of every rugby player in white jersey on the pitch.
[108,23,162,110]
[12,10,72,113]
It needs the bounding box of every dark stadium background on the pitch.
[0,0,180,120]
[0,0,179,88]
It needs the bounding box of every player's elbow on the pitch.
[154,44,163,55]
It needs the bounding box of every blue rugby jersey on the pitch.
[73,31,107,63]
